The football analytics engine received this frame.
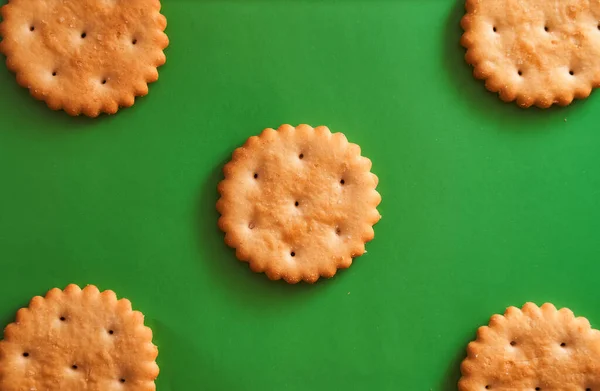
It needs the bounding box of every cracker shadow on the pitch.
[0,292,35,339]
[0,305,19,340]
[442,0,589,128]
[196,156,327,310]
[440,346,466,391]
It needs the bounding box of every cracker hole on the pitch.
[253,173,258,179]
[71,365,78,370]
[294,201,299,207]
[518,70,523,76]
[569,70,574,76]
[492,26,497,32]
[544,26,549,32]
[108,329,114,335]
[81,32,87,39]
[510,340,517,346]
[560,342,566,347]
[52,71,57,77]
[485,386,491,390]
[132,39,137,45]
[29,26,35,32]
[101,79,107,85]
[299,153,304,159]
[59,316,66,321]
[535,388,541,391]
[586,388,591,391]
[120,378,126,383]
[290,251,296,257]
[22,352,29,357]
[335,226,341,235]
[248,222,255,230]
[340,179,345,185]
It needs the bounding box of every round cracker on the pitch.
[459,302,600,391]
[461,0,600,108]
[0,0,168,117]
[0,284,159,391]
[216,124,382,284]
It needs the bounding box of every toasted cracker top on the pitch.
[0,0,168,116]
[461,0,600,108]
[0,284,159,391]
[217,124,381,284]
[459,302,600,391]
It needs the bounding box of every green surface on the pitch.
[1,0,600,390]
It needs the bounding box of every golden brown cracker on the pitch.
[459,302,600,391]
[461,0,600,108]
[0,284,159,391]
[216,124,382,284]
[0,0,168,117]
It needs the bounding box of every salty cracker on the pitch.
[461,0,600,108]
[0,0,168,117]
[216,124,381,284]
[459,302,600,391]
[0,284,159,391]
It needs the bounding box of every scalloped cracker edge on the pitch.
[459,302,600,390]
[461,0,600,108]
[0,284,159,390]
[0,0,169,117]
[217,124,381,284]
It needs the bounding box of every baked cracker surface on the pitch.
[0,284,159,391]
[461,0,600,108]
[217,124,382,284]
[459,302,600,391]
[0,0,168,117]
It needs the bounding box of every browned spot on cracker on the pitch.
[0,0,169,117]
[216,124,382,284]
[461,0,600,108]
[458,302,600,391]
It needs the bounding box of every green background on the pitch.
[1,0,600,390]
